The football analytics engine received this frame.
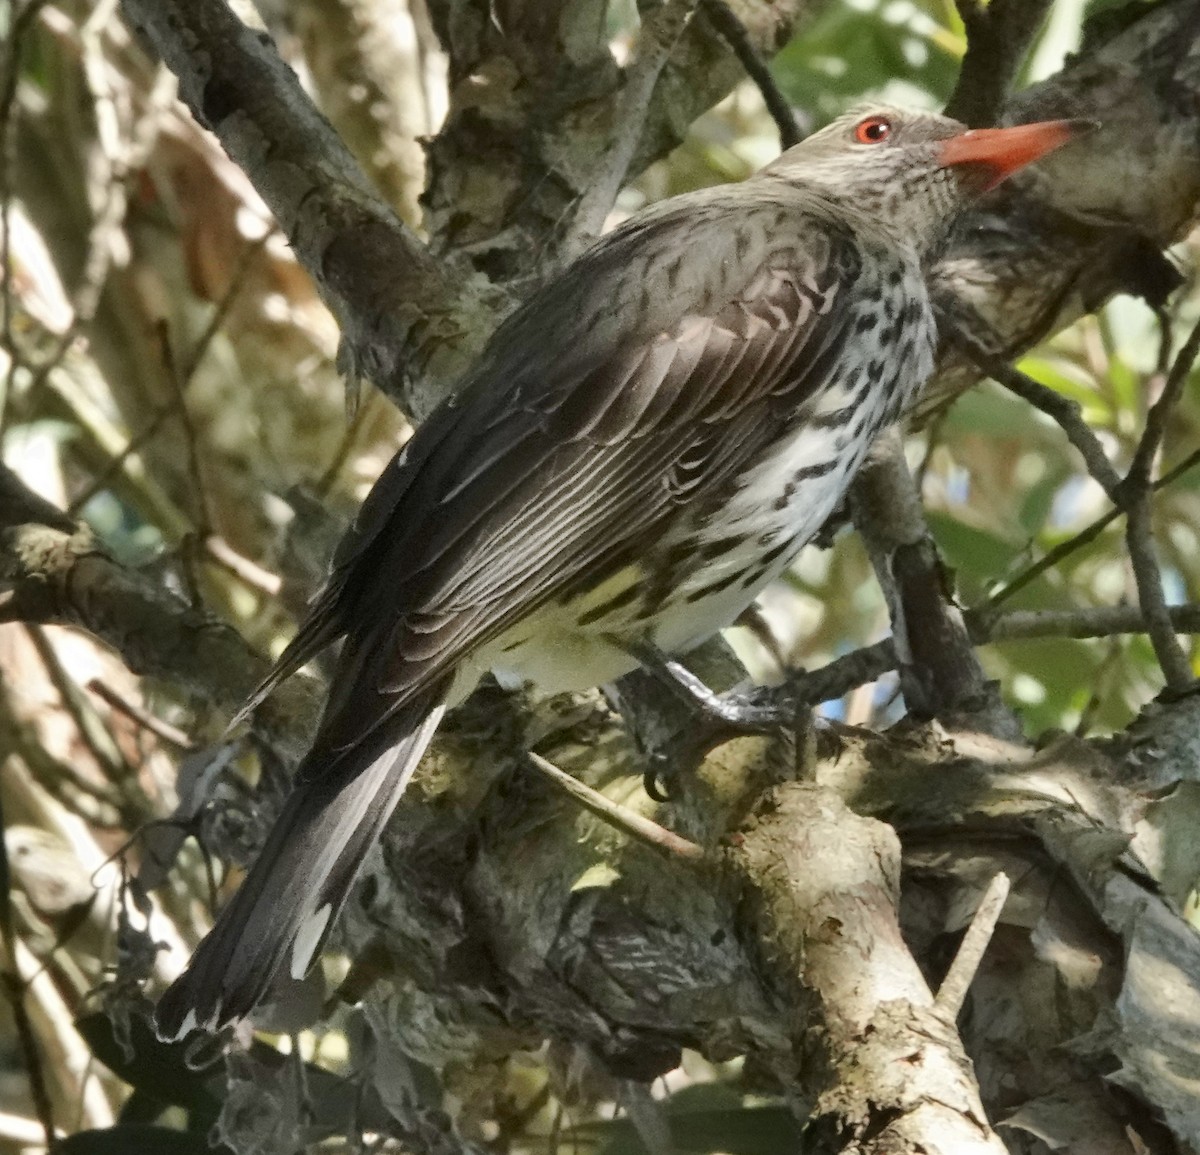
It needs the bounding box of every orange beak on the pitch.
[938,119,1096,191]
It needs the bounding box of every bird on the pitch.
[155,105,1086,1039]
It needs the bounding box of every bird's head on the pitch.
[764,105,1093,252]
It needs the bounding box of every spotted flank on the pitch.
[151,103,1042,1038]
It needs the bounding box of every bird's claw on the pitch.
[684,681,799,733]
[635,644,800,736]
[642,752,673,802]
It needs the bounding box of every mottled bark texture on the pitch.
[733,784,1007,1153]
[0,466,320,754]
[17,0,1195,1149]
[925,1,1200,417]
[421,0,808,276]
[118,0,496,420]
[292,0,439,228]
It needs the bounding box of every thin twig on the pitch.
[965,322,1200,692]
[16,43,175,419]
[203,535,283,597]
[1126,315,1200,487]
[935,872,1010,1018]
[985,505,1121,609]
[62,232,269,523]
[989,441,1200,605]
[914,408,949,494]
[527,752,706,862]
[699,0,801,148]
[961,340,1123,501]
[180,230,275,382]
[0,970,55,1149]
[1074,633,1122,736]
[1123,493,1193,692]
[23,626,125,784]
[1153,305,1174,378]
[315,389,383,498]
[156,321,214,538]
[789,601,1200,708]
[964,319,1200,686]
[0,696,123,827]
[65,404,174,518]
[1117,317,1200,693]
[85,679,195,750]
[977,602,1200,641]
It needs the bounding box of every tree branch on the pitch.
[567,0,700,252]
[528,751,706,861]
[957,321,1200,695]
[958,337,1123,501]
[934,871,1010,1018]
[0,464,318,747]
[733,783,1008,1152]
[787,603,1200,709]
[945,0,1054,127]
[699,0,801,148]
[848,431,1015,736]
[423,0,814,284]
[117,0,494,418]
[1118,316,1200,693]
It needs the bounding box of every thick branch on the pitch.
[0,465,317,748]
[848,432,1015,736]
[117,0,496,418]
[920,0,1200,421]
[566,0,699,252]
[733,784,1007,1153]
[945,0,1054,127]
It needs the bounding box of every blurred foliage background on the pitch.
[0,0,1197,1150]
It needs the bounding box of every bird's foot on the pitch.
[630,642,799,735]
[642,750,673,802]
[667,665,795,732]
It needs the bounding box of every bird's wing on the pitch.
[275,195,868,760]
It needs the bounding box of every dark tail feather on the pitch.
[155,695,447,1041]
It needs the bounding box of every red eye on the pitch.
[854,116,892,145]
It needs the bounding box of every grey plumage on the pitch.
[155,106,1084,1039]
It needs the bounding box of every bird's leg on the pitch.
[627,641,795,733]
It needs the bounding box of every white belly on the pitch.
[470,281,935,699]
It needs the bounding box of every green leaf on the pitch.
[941,382,1040,438]
[926,512,1020,591]
[770,0,959,124]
